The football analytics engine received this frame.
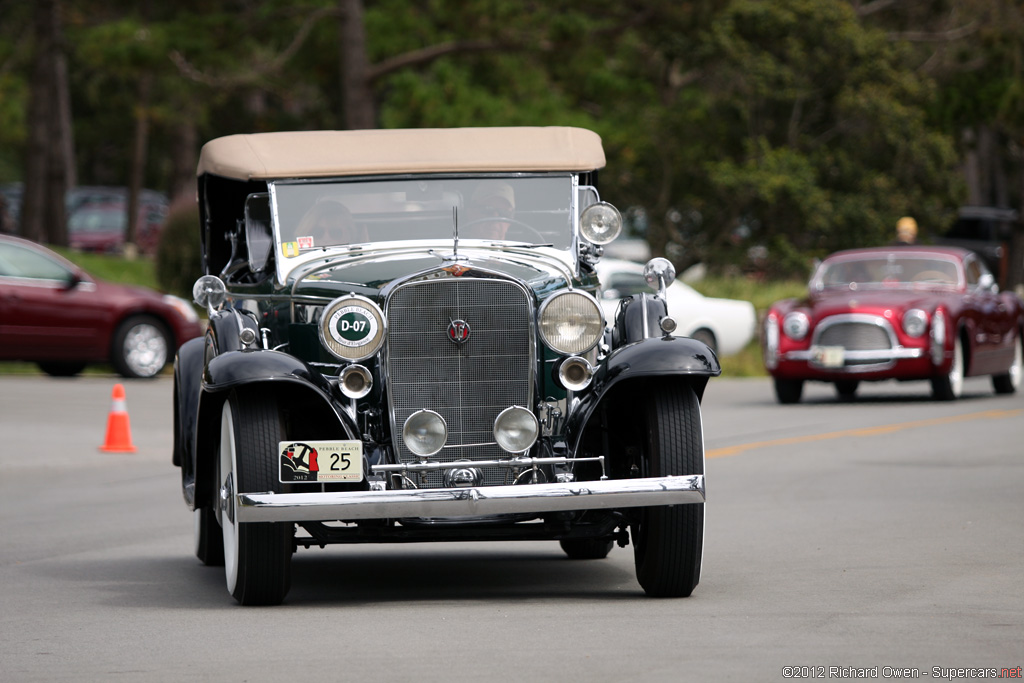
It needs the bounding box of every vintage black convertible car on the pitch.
[173,127,719,604]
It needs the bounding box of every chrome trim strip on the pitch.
[785,347,924,361]
[371,455,605,474]
[236,475,705,523]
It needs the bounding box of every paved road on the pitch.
[1,374,1021,682]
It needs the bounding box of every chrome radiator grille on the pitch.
[816,319,892,351]
[386,278,534,487]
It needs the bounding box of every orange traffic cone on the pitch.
[99,383,137,453]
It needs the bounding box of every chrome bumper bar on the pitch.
[236,475,704,523]
[784,347,924,363]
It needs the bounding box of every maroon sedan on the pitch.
[762,246,1023,402]
[0,234,204,378]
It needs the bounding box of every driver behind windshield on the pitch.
[296,200,358,247]
[462,181,515,240]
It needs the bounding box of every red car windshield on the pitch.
[818,256,962,290]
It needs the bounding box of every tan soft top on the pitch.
[197,127,605,180]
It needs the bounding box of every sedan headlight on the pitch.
[902,309,928,338]
[164,294,199,323]
[538,291,603,354]
[782,312,810,341]
[320,295,386,361]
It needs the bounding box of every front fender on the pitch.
[192,349,360,509]
[173,337,205,509]
[565,335,721,454]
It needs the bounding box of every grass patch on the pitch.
[52,247,159,288]
[688,275,807,377]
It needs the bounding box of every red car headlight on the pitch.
[782,312,809,340]
[902,309,928,338]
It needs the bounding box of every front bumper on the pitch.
[236,475,704,523]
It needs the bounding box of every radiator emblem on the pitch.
[447,319,471,344]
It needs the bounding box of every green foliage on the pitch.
[0,0,1018,280]
[155,198,203,300]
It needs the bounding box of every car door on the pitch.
[963,253,1013,374]
[0,241,105,360]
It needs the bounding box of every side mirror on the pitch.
[979,272,998,293]
[64,270,83,291]
[245,193,273,273]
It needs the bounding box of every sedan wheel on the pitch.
[931,336,964,401]
[631,382,704,597]
[219,390,292,605]
[112,316,169,378]
[992,333,1022,394]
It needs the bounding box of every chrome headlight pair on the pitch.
[403,406,539,457]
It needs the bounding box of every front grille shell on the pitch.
[385,277,535,487]
[809,313,901,370]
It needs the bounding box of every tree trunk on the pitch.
[338,0,375,129]
[125,73,152,258]
[169,119,198,205]
[21,0,58,244]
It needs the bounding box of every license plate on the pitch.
[279,440,363,483]
[812,345,845,368]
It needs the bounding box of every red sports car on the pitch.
[0,234,204,378]
[762,246,1023,403]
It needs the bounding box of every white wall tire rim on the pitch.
[220,401,240,594]
[1011,339,1022,390]
[949,337,964,398]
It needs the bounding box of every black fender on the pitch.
[565,335,721,456]
[206,306,260,353]
[611,292,669,347]
[173,337,205,508]
[191,349,360,510]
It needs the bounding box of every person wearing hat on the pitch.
[463,181,516,240]
[296,200,358,247]
[894,216,918,245]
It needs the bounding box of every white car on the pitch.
[595,258,757,356]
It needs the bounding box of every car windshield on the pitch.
[272,175,574,254]
[817,255,962,290]
[69,207,126,233]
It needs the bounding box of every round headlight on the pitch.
[782,312,810,341]
[903,309,928,338]
[192,275,227,310]
[319,295,386,361]
[579,202,622,245]
[494,406,539,454]
[538,291,603,354]
[403,409,447,457]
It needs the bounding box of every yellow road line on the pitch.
[706,409,1023,459]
